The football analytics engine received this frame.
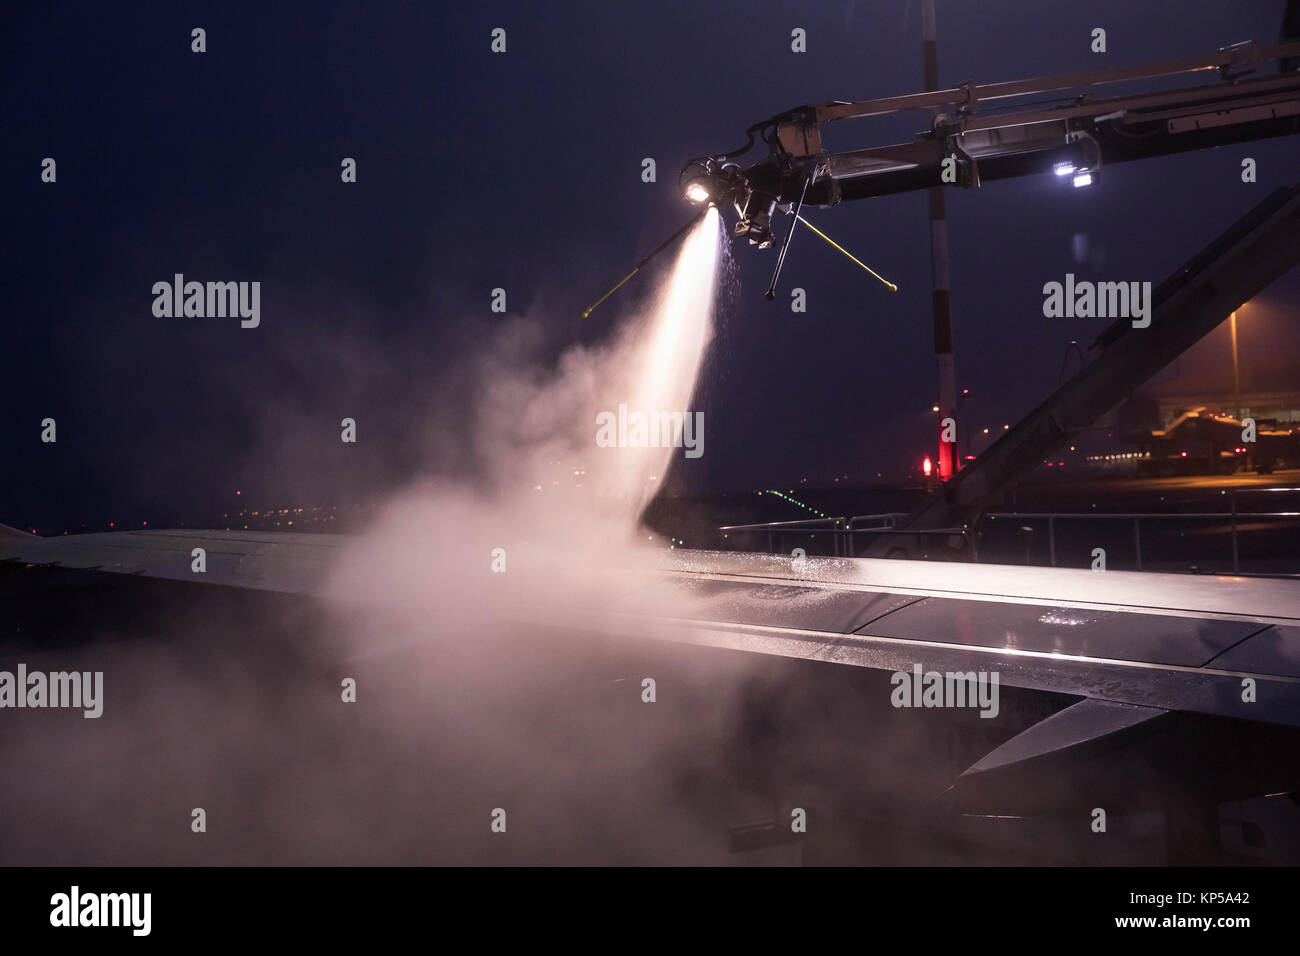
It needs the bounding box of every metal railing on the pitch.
[718,488,1300,575]
[719,513,977,560]
[985,487,1300,574]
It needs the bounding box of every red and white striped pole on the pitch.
[922,0,959,479]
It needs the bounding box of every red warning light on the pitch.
[922,456,933,478]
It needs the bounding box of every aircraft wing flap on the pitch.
[609,575,923,634]
[1205,624,1300,678]
[614,615,1300,729]
[953,698,1173,814]
[854,595,1266,667]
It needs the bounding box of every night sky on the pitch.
[4,0,1299,532]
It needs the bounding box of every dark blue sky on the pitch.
[3,0,1298,531]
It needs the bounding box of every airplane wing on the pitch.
[0,524,343,594]
[5,524,1299,817]
[594,550,1300,815]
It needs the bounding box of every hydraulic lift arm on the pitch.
[675,29,1300,553]
[681,39,1300,249]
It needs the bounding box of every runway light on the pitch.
[1072,171,1093,188]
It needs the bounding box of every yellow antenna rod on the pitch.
[580,267,640,319]
[795,214,898,292]
[581,208,708,318]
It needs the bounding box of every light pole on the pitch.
[1229,310,1242,420]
